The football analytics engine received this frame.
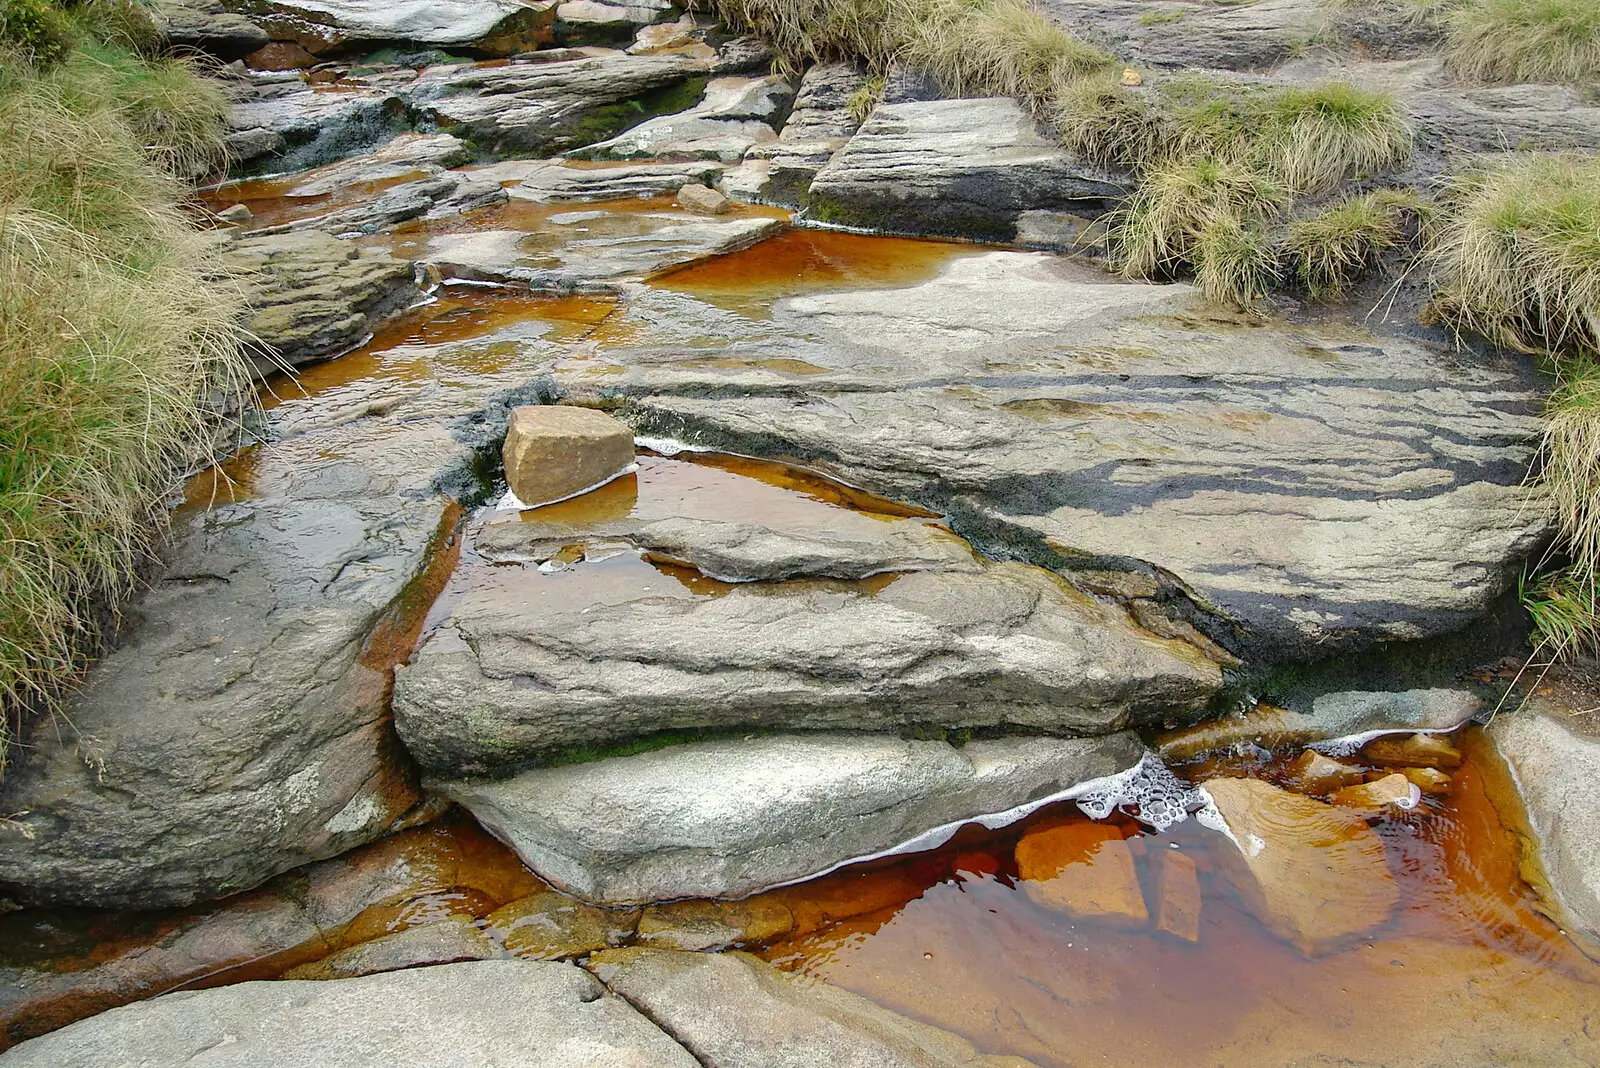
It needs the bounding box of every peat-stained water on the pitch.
[11,217,1599,1063]
[756,728,1600,1067]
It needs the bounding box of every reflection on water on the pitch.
[654,228,985,317]
[757,727,1600,1067]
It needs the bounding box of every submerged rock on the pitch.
[587,948,1039,1068]
[574,251,1547,660]
[484,890,638,959]
[501,404,635,508]
[397,562,1218,771]
[1364,732,1464,769]
[280,914,501,979]
[1282,750,1366,795]
[1016,822,1149,928]
[0,961,699,1067]
[1329,773,1421,817]
[1201,777,1399,956]
[1488,697,1600,951]
[635,898,797,951]
[427,732,1146,905]
[222,230,419,375]
[808,98,1129,245]
[1151,848,1202,942]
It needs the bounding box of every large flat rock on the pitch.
[427,732,1146,904]
[411,51,711,157]
[565,251,1549,660]
[396,556,1219,772]
[1034,0,1329,72]
[0,961,698,1067]
[808,98,1129,244]
[1488,697,1600,952]
[589,948,1037,1067]
[233,0,556,55]
[579,74,794,162]
[420,211,784,288]
[221,230,420,374]
[483,158,726,201]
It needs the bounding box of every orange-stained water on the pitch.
[653,227,985,316]
[754,727,1600,1067]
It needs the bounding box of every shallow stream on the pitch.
[5,189,1598,1063]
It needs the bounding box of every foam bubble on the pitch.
[1073,753,1210,832]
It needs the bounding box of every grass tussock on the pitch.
[1433,154,1600,356]
[1287,188,1422,298]
[1444,0,1600,86]
[0,10,249,774]
[1532,364,1600,660]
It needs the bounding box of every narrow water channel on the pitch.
[5,190,1598,1064]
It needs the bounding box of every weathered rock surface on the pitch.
[579,74,794,161]
[422,210,784,288]
[1035,0,1328,73]
[1488,697,1600,951]
[221,230,419,373]
[741,61,867,206]
[1403,84,1600,157]
[226,76,405,172]
[233,0,557,55]
[502,404,635,506]
[411,51,709,157]
[808,99,1129,244]
[1201,776,1399,955]
[281,133,474,196]
[0,961,700,1068]
[261,173,508,236]
[485,158,725,201]
[0,484,433,908]
[473,462,979,579]
[0,272,571,911]
[570,251,1549,659]
[156,0,269,59]
[426,732,1146,904]
[281,914,501,979]
[556,0,674,46]
[398,559,1217,771]
[1156,689,1482,761]
[589,948,1038,1068]
[0,819,539,1046]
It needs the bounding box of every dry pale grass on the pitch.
[0,38,247,773]
[1445,0,1600,85]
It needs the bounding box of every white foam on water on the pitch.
[1309,722,1463,757]
[494,463,639,513]
[633,434,711,457]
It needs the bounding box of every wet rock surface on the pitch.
[427,732,1146,905]
[501,404,635,507]
[488,158,725,201]
[397,561,1217,770]
[222,230,420,373]
[1488,697,1600,952]
[588,948,1038,1068]
[420,211,784,288]
[232,0,557,55]
[579,73,795,161]
[566,251,1547,660]
[1201,776,1399,955]
[1155,689,1483,762]
[410,51,715,157]
[807,99,1129,244]
[0,961,700,1068]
